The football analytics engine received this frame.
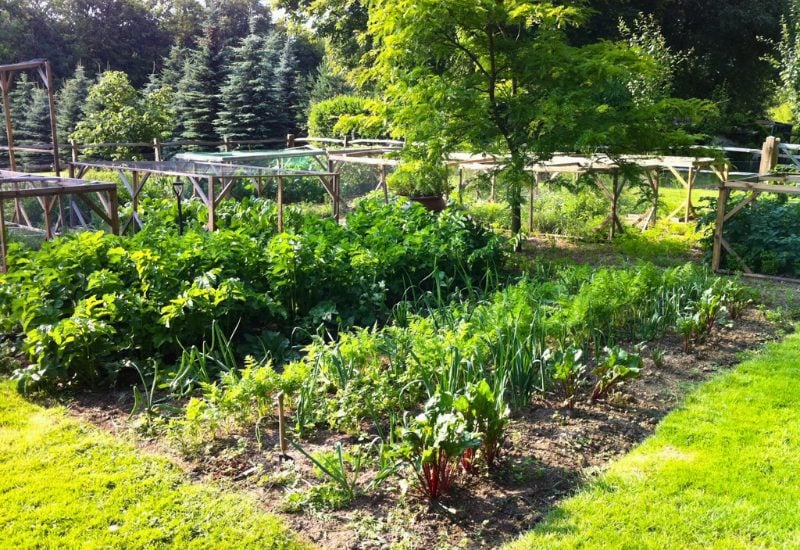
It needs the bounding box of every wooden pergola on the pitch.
[0,59,60,175]
[0,170,118,272]
[456,154,727,238]
[71,160,339,232]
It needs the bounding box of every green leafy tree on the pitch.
[278,0,370,70]
[366,1,710,236]
[71,71,175,160]
[774,1,800,124]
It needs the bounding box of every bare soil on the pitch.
[64,306,789,550]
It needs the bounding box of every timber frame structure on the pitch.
[711,136,800,283]
[456,154,727,239]
[0,60,60,175]
[0,170,119,272]
[71,159,339,232]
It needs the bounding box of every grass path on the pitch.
[0,382,307,549]
[510,330,800,549]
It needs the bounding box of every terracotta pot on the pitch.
[410,195,446,212]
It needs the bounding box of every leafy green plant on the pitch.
[454,380,510,469]
[290,441,365,502]
[544,345,587,409]
[590,346,644,402]
[395,392,481,501]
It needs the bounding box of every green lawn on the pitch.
[0,382,307,549]
[509,330,800,549]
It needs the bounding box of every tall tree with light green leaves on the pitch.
[366,0,712,236]
[72,71,175,160]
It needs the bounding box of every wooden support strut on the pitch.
[0,72,16,172]
[0,199,6,273]
[277,175,284,233]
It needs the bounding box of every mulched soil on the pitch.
[64,306,789,549]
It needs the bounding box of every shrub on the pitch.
[307,95,384,139]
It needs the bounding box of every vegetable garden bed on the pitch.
[62,306,783,548]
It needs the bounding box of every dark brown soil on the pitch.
[64,306,790,550]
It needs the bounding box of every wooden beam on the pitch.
[723,181,800,194]
[711,187,730,272]
[0,199,6,273]
[207,177,215,231]
[44,61,60,176]
[720,236,753,274]
[723,191,760,223]
[277,176,283,233]
[1,73,16,172]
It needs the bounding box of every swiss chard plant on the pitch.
[396,392,481,501]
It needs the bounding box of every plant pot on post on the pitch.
[410,195,447,212]
[388,159,451,212]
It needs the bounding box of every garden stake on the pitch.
[277,391,288,460]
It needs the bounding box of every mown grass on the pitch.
[0,382,307,549]
[509,330,800,549]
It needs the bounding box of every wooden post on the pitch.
[712,186,731,272]
[44,61,61,176]
[458,168,464,205]
[684,165,696,223]
[153,138,162,162]
[0,72,16,172]
[610,173,620,240]
[490,172,497,202]
[328,158,337,218]
[109,189,120,235]
[335,173,341,222]
[0,199,6,273]
[131,171,140,231]
[343,135,350,148]
[286,134,295,148]
[207,177,215,231]
[43,197,52,240]
[277,391,288,457]
[380,164,388,204]
[70,139,79,164]
[277,175,283,232]
[759,136,780,175]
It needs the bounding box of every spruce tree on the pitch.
[4,74,34,168]
[18,86,53,168]
[57,64,91,143]
[216,18,283,141]
[272,35,301,138]
[174,19,226,144]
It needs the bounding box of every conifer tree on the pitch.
[57,64,91,142]
[215,19,283,141]
[18,86,53,167]
[174,19,226,143]
[272,35,301,138]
